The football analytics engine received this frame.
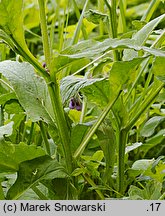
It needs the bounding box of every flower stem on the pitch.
[38,0,73,174]
[38,0,51,70]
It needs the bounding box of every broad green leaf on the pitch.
[0,61,55,124]
[0,153,18,173]
[124,14,165,60]
[0,141,46,173]
[60,75,107,105]
[81,79,109,107]
[6,155,68,200]
[4,100,24,114]
[68,109,82,123]
[128,181,162,200]
[0,122,13,139]
[140,116,165,137]
[133,14,165,46]
[0,0,33,57]
[0,0,46,79]
[109,58,145,94]
[0,0,26,48]
[23,1,40,29]
[0,92,17,105]
[0,142,46,164]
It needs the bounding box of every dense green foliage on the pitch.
[0,0,165,200]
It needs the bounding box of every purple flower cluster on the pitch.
[69,98,82,111]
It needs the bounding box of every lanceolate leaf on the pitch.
[6,155,69,200]
[0,61,55,124]
[124,14,165,60]
[53,38,165,72]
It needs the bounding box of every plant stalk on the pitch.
[117,128,128,195]
[104,0,119,61]
[38,0,73,174]
[38,0,51,70]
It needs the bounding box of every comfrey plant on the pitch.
[0,0,164,200]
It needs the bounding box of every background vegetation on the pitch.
[0,0,165,200]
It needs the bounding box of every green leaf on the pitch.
[84,9,108,24]
[71,167,87,176]
[0,0,48,80]
[0,153,18,173]
[125,142,142,154]
[0,0,26,48]
[128,181,162,200]
[0,141,46,173]
[131,159,154,171]
[140,116,165,137]
[109,58,145,94]
[4,99,24,114]
[6,155,68,200]
[0,142,46,164]
[0,92,17,105]
[23,1,40,29]
[54,38,165,72]
[81,79,109,107]
[60,75,107,105]
[0,0,33,58]
[124,14,165,60]
[0,61,55,124]
[143,129,165,151]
